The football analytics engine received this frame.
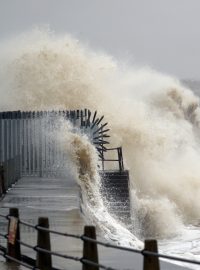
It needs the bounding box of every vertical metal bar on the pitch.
[41,114,44,177]
[10,115,15,184]
[37,114,41,177]
[23,114,26,175]
[45,113,48,177]
[49,114,52,177]
[27,113,30,176]
[5,117,9,187]
[55,117,59,177]
[0,116,2,163]
[47,112,50,177]
[17,113,21,179]
[38,113,42,177]
[28,113,31,176]
[28,112,31,175]
[32,112,36,176]
[35,113,39,176]
[21,113,25,176]
[9,115,12,187]
[58,118,61,177]
[29,112,32,175]
[117,147,124,172]
[24,113,28,175]
[8,117,11,186]
[12,115,15,183]
[40,112,44,177]
[26,113,28,175]
[6,115,10,188]
[8,117,11,160]
[3,118,7,189]
[2,119,5,163]
[12,116,15,181]
[11,117,13,159]
[51,116,54,176]
[44,114,47,177]
[11,115,14,184]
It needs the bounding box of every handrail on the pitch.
[1,209,200,270]
[101,147,124,171]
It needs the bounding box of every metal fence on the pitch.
[0,110,116,190]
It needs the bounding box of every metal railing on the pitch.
[100,147,124,172]
[0,109,125,189]
[0,208,200,270]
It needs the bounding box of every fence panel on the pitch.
[0,110,114,186]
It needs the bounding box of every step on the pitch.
[107,206,130,212]
[101,175,129,181]
[107,201,131,207]
[102,188,129,193]
[100,170,131,225]
[100,171,129,179]
[101,181,129,187]
[103,194,130,201]
[101,187,129,193]
[102,193,130,201]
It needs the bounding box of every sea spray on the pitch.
[71,133,141,247]
[1,28,200,241]
[50,118,142,247]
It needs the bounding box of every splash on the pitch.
[1,27,200,241]
[53,119,141,247]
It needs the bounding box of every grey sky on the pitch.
[0,0,200,79]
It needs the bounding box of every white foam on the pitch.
[1,27,200,262]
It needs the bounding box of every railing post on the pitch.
[7,208,21,262]
[36,217,52,270]
[117,147,124,172]
[82,226,99,270]
[101,148,104,171]
[143,239,160,270]
[0,164,6,195]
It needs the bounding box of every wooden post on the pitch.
[7,208,21,262]
[82,226,99,270]
[36,217,52,270]
[143,239,160,270]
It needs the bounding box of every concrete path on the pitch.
[0,176,84,269]
[0,177,190,270]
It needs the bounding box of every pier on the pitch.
[0,109,194,269]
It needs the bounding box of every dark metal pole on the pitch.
[0,164,5,195]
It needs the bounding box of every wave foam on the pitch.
[1,28,200,241]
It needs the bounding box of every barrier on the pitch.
[100,147,124,172]
[0,109,124,180]
[1,209,200,270]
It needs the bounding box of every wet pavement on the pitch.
[0,176,84,269]
[0,177,190,270]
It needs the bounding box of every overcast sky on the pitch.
[0,0,200,79]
